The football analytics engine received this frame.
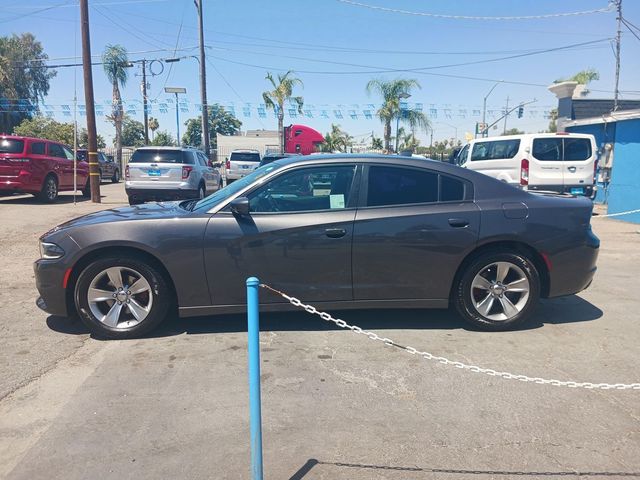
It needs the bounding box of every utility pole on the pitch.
[503,96,510,135]
[613,0,622,111]
[80,0,101,203]
[141,59,149,144]
[196,0,210,158]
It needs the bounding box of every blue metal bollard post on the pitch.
[246,277,263,480]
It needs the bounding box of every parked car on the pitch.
[125,146,221,205]
[259,152,300,167]
[76,149,120,183]
[455,133,597,198]
[225,149,261,182]
[0,135,90,202]
[35,154,599,339]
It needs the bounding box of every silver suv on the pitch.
[125,147,221,205]
[225,149,261,183]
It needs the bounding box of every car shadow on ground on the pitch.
[288,458,639,479]
[46,295,603,339]
[0,193,92,205]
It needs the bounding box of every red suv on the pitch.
[0,135,90,202]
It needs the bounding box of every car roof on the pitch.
[469,132,594,143]
[134,146,198,151]
[0,135,62,143]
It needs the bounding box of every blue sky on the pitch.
[3,0,640,146]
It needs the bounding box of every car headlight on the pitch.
[40,242,65,259]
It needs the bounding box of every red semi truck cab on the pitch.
[284,124,324,155]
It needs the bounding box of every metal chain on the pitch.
[593,207,640,218]
[260,284,640,391]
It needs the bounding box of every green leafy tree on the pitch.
[148,117,159,141]
[547,108,558,133]
[502,128,525,136]
[78,129,106,149]
[13,116,74,144]
[262,71,303,153]
[0,34,55,134]
[182,104,242,148]
[366,78,430,152]
[150,130,175,146]
[120,116,145,147]
[398,127,420,152]
[554,68,600,85]
[320,124,352,153]
[371,135,384,150]
[102,44,129,164]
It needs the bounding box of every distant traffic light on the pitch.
[517,105,524,118]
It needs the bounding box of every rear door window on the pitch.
[440,175,466,202]
[532,138,563,161]
[31,142,46,155]
[471,139,520,161]
[563,138,591,161]
[129,149,190,164]
[48,143,67,158]
[0,138,25,154]
[230,152,260,162]
[367,166,438,207]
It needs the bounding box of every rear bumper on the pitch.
[0,176,40,195]
[528,184,595,198]
[226,169,258,180]
[546,229,600,298]
[125,187,199,202]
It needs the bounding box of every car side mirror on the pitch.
[230,197,250,216]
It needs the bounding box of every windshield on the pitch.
[0,138,25,154]
[130,149,190,164]
[230,152,260,162]
[191,162,281,212]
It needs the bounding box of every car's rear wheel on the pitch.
[128,195,142,206]
[112,169,120,183]
[198,183,206,199]
[74,256,172,339]
[454,252,540,330]
[82,179,91,198]
[38,175,58,203]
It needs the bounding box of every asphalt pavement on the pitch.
[0,184,638,479]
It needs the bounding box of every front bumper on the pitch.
[34,259,70,317]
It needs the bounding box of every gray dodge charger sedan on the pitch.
[34,155,599,339]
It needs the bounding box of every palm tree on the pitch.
[366,78,430,152]
[371,135,384,150]
[262,71,303,153]
[555,68,600,85]
[321,124,353,153]
[102,44,129,166]
[148,117,159,140]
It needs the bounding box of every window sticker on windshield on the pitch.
[330,194,345,209]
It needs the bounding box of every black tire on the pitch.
[74,255,172,339]
[198,183,206,199]
[111,169,120,183]
[82,179,91,198]
[37,175,58,203]
[453,251,540,331]
[98,169,103,182]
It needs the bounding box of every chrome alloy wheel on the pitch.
[470,261,530,321]
[87,266,153,329]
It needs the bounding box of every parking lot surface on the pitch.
[0,184,639,479]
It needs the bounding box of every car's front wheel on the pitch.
[454,251,540,331]
[112,169,120,183]
[74,256,172,339]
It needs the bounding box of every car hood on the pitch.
[43,201,190,237]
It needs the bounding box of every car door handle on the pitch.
[448,218,469,228]
[325,228,347,238]
[567,166,577,172]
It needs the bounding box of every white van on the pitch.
[455,133,597,197]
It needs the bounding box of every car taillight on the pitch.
[182,166,193,179]
[520,159,529,186]
[125,165,130,179]
[593,159,598,184]
[225,159,231,170]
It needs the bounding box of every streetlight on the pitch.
[165,55,210,153]
[395,92,411,153]
[481,80,503,138]
[165,86,187,146]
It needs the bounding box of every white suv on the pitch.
[455,133,597,198]
[125,147,221,205]
[225,149,261,183]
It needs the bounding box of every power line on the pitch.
[621,18,640,43]
[0,0,74,24]
[336,0,614,20]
